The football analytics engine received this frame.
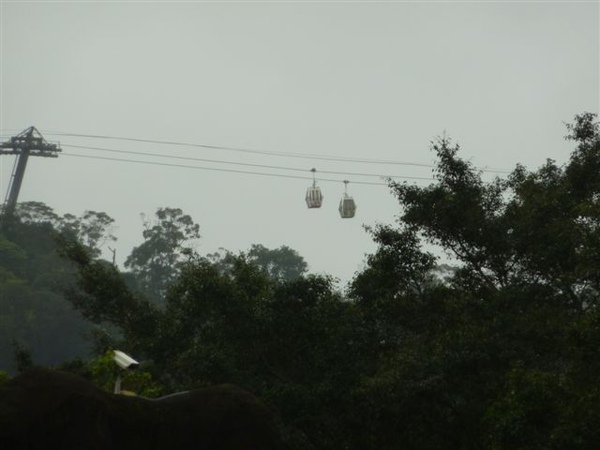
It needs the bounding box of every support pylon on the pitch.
[1,126,61,220]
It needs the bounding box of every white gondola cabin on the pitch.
[338,180,356,218]
[306,168,323,208]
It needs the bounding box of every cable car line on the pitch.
[61,152,397,186]
[61,143,436,182]
[47,131,511,174]
[50,132,437,168]
[0,127,507,222]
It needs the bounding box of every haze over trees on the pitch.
[1,113,599,449]
[0,204,116,372]
[0,204,306,374]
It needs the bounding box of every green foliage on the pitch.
[55,113,600,449]
[15,202,116,258]
[63,244,359,448]
[60,211,116,258]
[348,112,600,449]
[59,236,159,354]
[12,341,34,373]
[14,201,59,224]
[86,350,163,398]
[247,244,308,281]
[124,207,200,303]
[208,243,308,282]
[0,236,26,275]
[0,206,117,373]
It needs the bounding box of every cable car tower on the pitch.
[1,126,61,220]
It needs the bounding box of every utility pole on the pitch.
[1,126,61,220]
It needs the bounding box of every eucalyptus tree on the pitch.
[124,207,200,303]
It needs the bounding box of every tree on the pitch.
[62,240,362,449]
[14,202,117,259]
[247,244,308,281]
[59,211,116,258]
[124,207,200,303]
[348,113,600,449]
[14,201,59,225]
[0,204,118,373]
[208,244,308,282]
[59,235,159,354]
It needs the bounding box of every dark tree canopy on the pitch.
[4,113,600,450]
[348,112,600,449]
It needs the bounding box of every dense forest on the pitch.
[1,113,599,449]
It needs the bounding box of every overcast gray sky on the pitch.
[1,1,598,286]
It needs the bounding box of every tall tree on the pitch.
[124,207,200,303]
[60,211,116,258]
[349,113,600,449]
[15,202,116,259]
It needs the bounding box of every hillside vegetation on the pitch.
[1,113,599,449]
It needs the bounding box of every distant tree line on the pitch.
[0,204,307,374]
[1,113,599,449]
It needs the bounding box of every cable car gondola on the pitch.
[305,168,323,208]
[339,180,356,218]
